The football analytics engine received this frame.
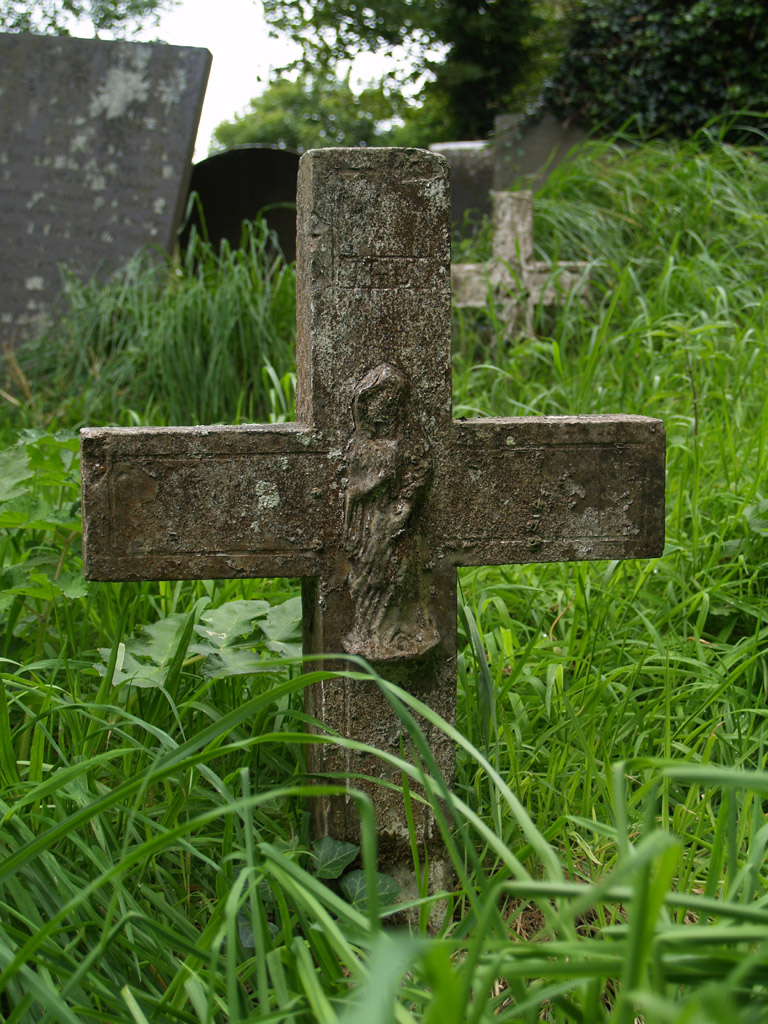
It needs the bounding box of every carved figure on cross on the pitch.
[342,362,439,663]
[81,148,664,872]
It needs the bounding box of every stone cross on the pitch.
[451,190,591,336]
[81,148,664,869]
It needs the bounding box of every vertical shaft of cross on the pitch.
[296,149,458,859]
[492,190,534,264]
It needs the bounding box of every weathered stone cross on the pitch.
[81,148,664,867]
[451,189,591,336]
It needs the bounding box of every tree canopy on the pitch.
[213,74,395,153]
[261,0,563,140]
[212,70,454,153]
[0,0,174,36]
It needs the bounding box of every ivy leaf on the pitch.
[236,908,279,948]
[312,836,359,879]
[340,869,400,910]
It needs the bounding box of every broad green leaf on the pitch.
[0,444,33,502]
[261,596,302,658]
[195,648,273,679]
[96,612,198,688]
[0,494,80,530]
[744,500,768,536]
[189,599,278,677]
[313,836,359,880]
[340,869,400,910]
[193,599,270,649]
[129,613,189,667]
[56,573,89,600]
[96,644,164,689]
[0,558,86,605]
[0,565,29,592]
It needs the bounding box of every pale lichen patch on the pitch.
[89,65,150,120]
[157,68,188,110]
[256,480,280,511]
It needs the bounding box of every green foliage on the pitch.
[546,0,768,137]
[312,836,358,879]
[262,0,564,139]
[213,71,401,153]
[0,0,175,35]
[4,124,768,1018]
[339,869,401,911]
[0,431,84,659]
[213,69,462,153]
[9,218,297,428]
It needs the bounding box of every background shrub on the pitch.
[546,0,768,137]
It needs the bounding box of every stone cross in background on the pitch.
[0,34,210,348]
[81,148,664,871]
[452,190,591,336]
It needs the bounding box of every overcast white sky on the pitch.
[132,0,299,159]
[124,0,403,160]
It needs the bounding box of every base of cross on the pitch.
[80,147,665,925]
[303,639,460,926]
[302,569,458,855]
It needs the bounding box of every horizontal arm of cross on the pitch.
[80,424,336,581]
[81,413,665,582]
[429,414,665,567]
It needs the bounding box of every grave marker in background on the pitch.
[452,190,591,336]
[494,111,588,192]
[0,33,211,347]
[179,145,299,264]
[81,148,664,876]
[429,140,493,233]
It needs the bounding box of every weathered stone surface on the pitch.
[0,33,210,347]
[179,145,299,263]
[494,111,589,192]
[452,190,591,336]
[428,141,493,232]
[81,147,665,864]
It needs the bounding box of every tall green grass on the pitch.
[2,123,768,1021]
[7,219,296,430]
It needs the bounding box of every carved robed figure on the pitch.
[81,148,665,867]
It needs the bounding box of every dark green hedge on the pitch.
[546,0,768,137]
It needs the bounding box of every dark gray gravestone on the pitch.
[494,111,588,192]
[428,141,493,233]
[0,33,211,347]
[179,145,299,264]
